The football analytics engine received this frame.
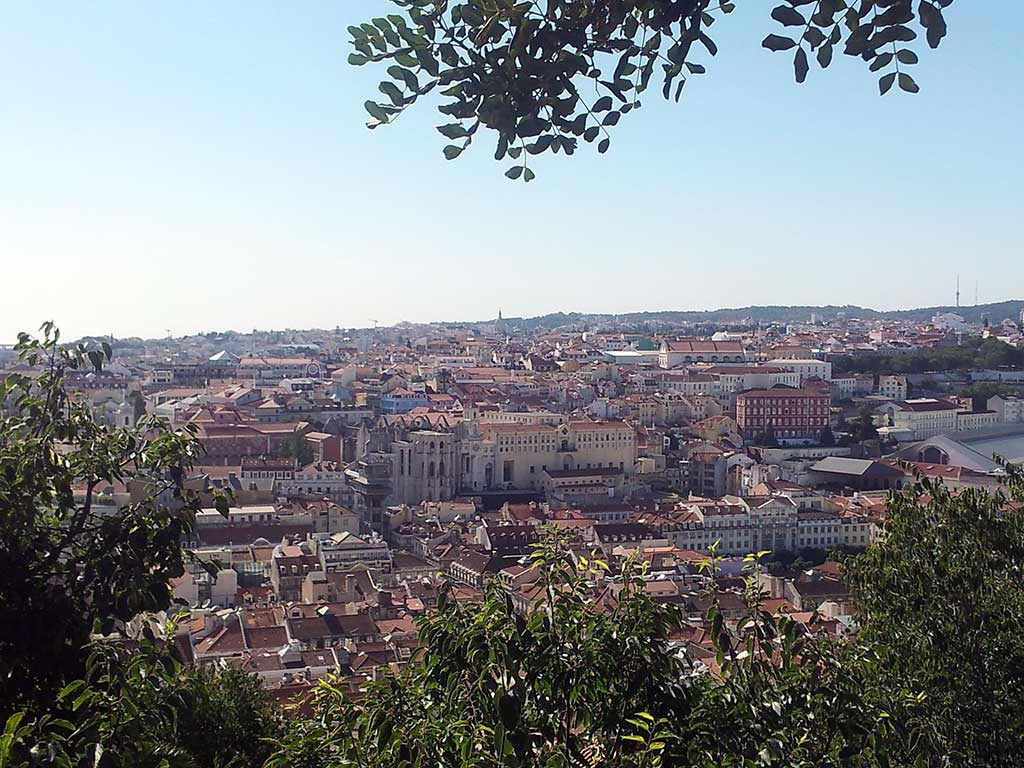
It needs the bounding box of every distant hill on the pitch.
[461,300,1024,331]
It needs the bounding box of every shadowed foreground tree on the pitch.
[0,325,214,715]
[348,0,957,179]
[265,539,922,768]
[0,326,278,767]
[846,470,1024,764]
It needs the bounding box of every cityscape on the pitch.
[4,297,1023,693]
[3,2,1023,766]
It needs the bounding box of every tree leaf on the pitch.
[214,494,231,517]
[762,34,797,52]
[794,48,809,83]
[896,48,919,65]
[878,72,896,95]
[364,100,390,124]
[437,123,469,139]
[817,43,834,68]
[771,6,806,26]
[898,72,920,93]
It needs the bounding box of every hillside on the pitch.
[467,300,1024,331]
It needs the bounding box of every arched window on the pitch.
[430,441,435,450]
[438,460,445,477]
[920,446,949,465]
[428,461,435,477]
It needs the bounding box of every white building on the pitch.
[768,358,833,383]
[931,312,969,332]
[889,399,963,439]
[956,410,1000,432]
[876,375,907,401]
[659,340,746,368]
[989,395,1024,423]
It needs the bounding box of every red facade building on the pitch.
[735,388,830,441]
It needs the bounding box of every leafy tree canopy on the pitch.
[0,325,216,714]
[349,0,955,179]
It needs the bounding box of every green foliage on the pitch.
[173,663,284,768]
[129,389,148,423]
[753,429,780,448]
[266,536,907,767]
[819,426,836,447]
[279,433,315,467]
[2,639,282,768]
[349,0,955,177]
[845,468,1024,764]
[960,381,1016,412]
[833,337,1024,376]
[854,407,879,442]
[0,324,206,715]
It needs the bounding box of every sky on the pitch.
[1,3,1020,341]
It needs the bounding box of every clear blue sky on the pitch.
[1,3,1019,341]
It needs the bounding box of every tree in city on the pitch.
[819,425,836,447]
[960,381,1014,411]
[753,427,779,448]
[845,467,1024,765]
[2,636,283,768]
[348,0,956,179]
[129,388,148,423]
[0,324,218,716]
[0,326,279,766]
[280,432,315,466]
[848,407,879,442]
[832,338,1024,377]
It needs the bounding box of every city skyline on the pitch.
[2,292,1022,343]
[2,2,1021,340]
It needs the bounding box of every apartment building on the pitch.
[989,395,1024,423]
[735,388,831,441]
[645,496,872,556]
[767,358,833,383]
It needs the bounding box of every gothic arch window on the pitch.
[428,461,435,477]
[438,460,445,477]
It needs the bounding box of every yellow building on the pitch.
[483,420,637,491]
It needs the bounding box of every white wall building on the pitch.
[768,358,833,383]
[989,395,1024,423]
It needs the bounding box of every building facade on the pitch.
[735,388,831,441]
